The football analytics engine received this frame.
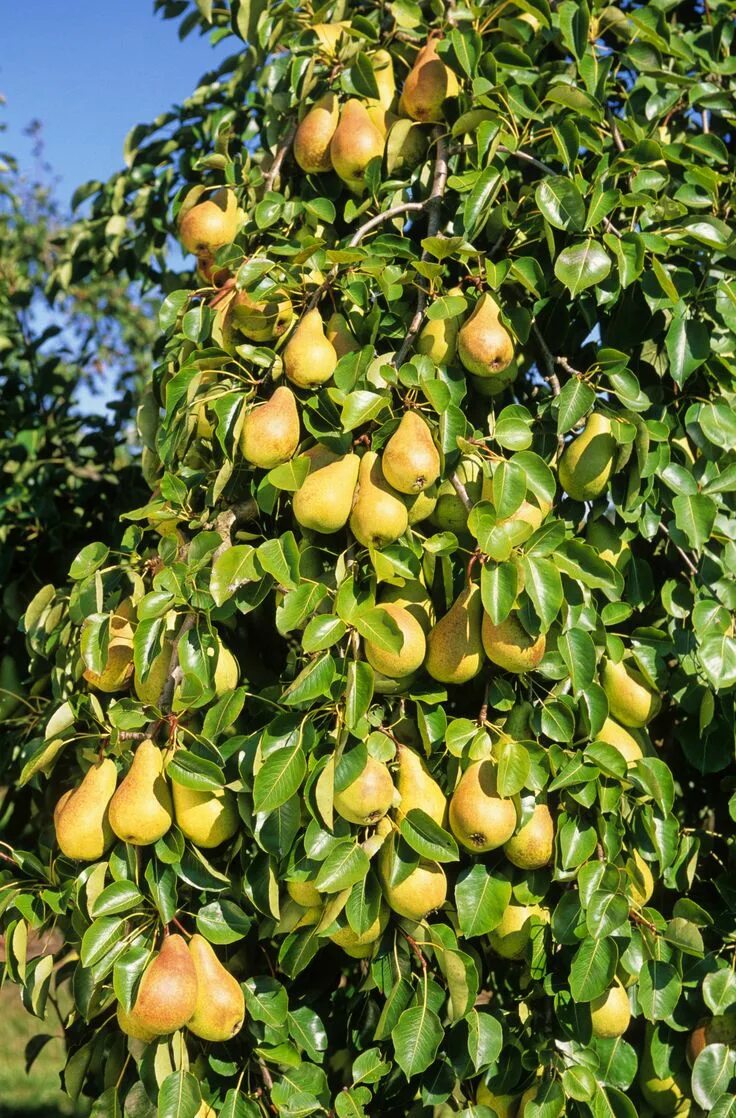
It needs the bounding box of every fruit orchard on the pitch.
[2,2,736,1117]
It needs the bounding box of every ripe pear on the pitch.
[406,486,438,526]
[379,580,435,634]
[425,584,485,685]
[187,934,245,1041]
[349,451,409,548]
[503,803,554,870]
[602,659,661,728]
[457,293,515,378]
[82,610,134,693]
[108,739,173,846]
[365,50,395,134]
[395,744,447,827]
[481,612,546,673]
[179,188,238,255]
[639,1038,691,1116]
[488,903,548,960]
[329,907,388,958]
[294,92,340,173]
[400,35,459,122]
[475,1084,518,1118]
[292,448,360,533]
[287,879,322,908]
[687,1013,736,1067]
[230,289,293,341]
[628,850,654,907]
[127,934,198,1037]
[449,760,516,853]
[586,517,631,570]
[172,782,239,848]
[430,457,482,533]
[378,835,447,921]
[364,603,426,679]
[470,364,518,398]
[240,386,300,469]
[381,412,441,495]
[417,289,464,364]
[597,717,643,764]
[53,758,117,861]
[284,309,338,389]
[330,100,385,194]
[333,755,394,826]
[326,312,359,357]
[117,1001,158,1043]
[558,413,616,502]
[590,980,631,1038]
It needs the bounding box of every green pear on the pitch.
[602,659,661,728]
[400,35,459,122]
[503,803,554,870]
[230,289,293,342]
[425,584,485,685]
[349,451,409,548]
[488,903,549,959]
[558,413,616,501]
[366,50,396,135]
[294,92,339,173]
[178,188,238,255]
[330,100,385,194]
[125,934,198,1037]
[406,486,438,526]
[381,412,441,494]
[449,760,516,852]
[481,612,546,673]
[172,782,239,848]
[590,980,631,1038]
[394,743,447,827]
[292,448,360,533]
[326,312,359,357]
[328,907,388,958]
[286,879,322,908]
[333,755,394,826]
[284,309,338,389]
[240,386,300,469]
[187,934,245,1041]
[457,293,515,378]
[597,717,643,764]
[417,288,464,364]
[430,457,482,533]
[639,1034,691,1116]
[363,603,426,679]
[379,579,435,634]
[82,608,135,693]
[586,517,631,569]
[108,739,173,846]
[469,364,518,397]
[475,1084,518,1118]
[378,833,447,920]
[53,758,117,861]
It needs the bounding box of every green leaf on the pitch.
[665,313,710,388]
[464,167,501,240]
[492,460,526,519]
[481,562,518,626]
[392,1004,444,1078]
[399,810,459,863]
[585,891,629,939]
[672,493,716,551]
[210,545,258,606]
[556,378,596,435]
[69,542,110,581]
[253,746,306,813]
[281,654,336,706]
[315,841,370,893]
[558,629,597,692]
[569,937,618,1002]
[554,240,611,295]
[704,970,736,1016]
[637,960,682,1022]
[495,739,530,797]
[455,864,512,938]
[350,52,381,100]
[92,881,142,919]
[157,1070,201,1118]
[536,176,586,232]
[521,556,563,632]
[353,607,403,652]
[692,1045,736,1111]
[196,899,252,944]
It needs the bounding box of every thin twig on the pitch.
[263,122,297,192]
[607,110,626,154]
[450,471,474,512]
[531,323,562,397]
[152,614,196,718]
[658,522,699,577]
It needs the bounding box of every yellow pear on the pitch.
[586,517,631,570]
[292,448,360,533]
[328,907,388,958]
[294,93,340,173]
[284,309,338,389]
[379,580,435,634]
[330,100,385,194]
[240,386,300,469]
[558,413,616,502]
[628,850,654,907]
[503,803,554,870]
[639,1035,691,1116]
[172,782,239,848]
[108,739,173,846]
[82,610,135,693]
[481,612,546,673]
[349,451,409,548]
[395,744,447,828]
[475,1084,518,1118]
[457,293,515,378]
[286,879,322,908]
[363,603,426,679]
[179,188,238,256]
[378,834,447,921]
[381,412,441,495]
[590,980,631,1038]
[602,659,661,728]
[117,1001,158,1043]
[53,758,117,861]
[425,584,485,685]
[406,486,438,526]
[333,755,394,826]
[125,934,198,1037]
[596,717,643,764]
[430,457,482,533]
[326,312,360,357]
[230,289,293,341]
[187,934,245,1042]
[400,35,459,122]
[213,643,238,695]
[417,289,464,364]
[365,50,396,135]
[489,903,548,960]
[449,760,516,853]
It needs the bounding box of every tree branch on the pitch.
[263,122,297,193]
[531,323,562,397]
[450,471,474,512]
[212,499,259,560]
[153,614,196,717]
[658,522,699,578]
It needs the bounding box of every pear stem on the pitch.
[171,916,190,938]
[399,929,428,973]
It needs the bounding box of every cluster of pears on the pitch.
[53,738,239,859]
[116,931,244,1045]
[417,290,518,390]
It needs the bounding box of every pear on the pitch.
[488,903,548,960]
[406,486,438,526]
[417,289,464,364]
[481,477,552,537]
[240,386,300,469]
[82,610,135,693]
[470,364,518,398]
[187,934,245,1041]
[449,760,516,853]
[590,980,631,1038]
[597,717,643,764]
[326,312,359,357]
[628,850,654,907]
[639,1036,691,1116]
[328,907,388,958]
[457,293,515,378]
[395,744,447,828]
[481,612,546,673]
[430,457,482,533]
[602,659,661,728]
[425,584,485,685]
[330,100,385,194]
[381,412,441,495]
[286,879,322,908]
[179,188,238,255]
[294,93,340,173]
[292,448,360,533]
[117,1001,158,1043]
[108,739,173,846]
[333,755,394,826]
[126,934,198,1037]
[400,36,459,122]
[379,579,435,634]
[230,289,293,342]
[212,642,238,695]
[475,1084,518,1118]
[503,803,554,870]
[53,758,117,861]
[172,782,239,849]
[366,50,396,135]
[197,1105,217,1118]
[558,413,616,502]
[687,1013,736,1067]
[586,517,631,570]
[363,603,426,679]
[349,451,409,548]
[378,835,447,921]
[284,309,338,389]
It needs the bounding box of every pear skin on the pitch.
[328,907,388,958]
[457,293,515,377]
[639,1032,691,1115]
[349,451,409,548]
[117,1001,158,1043]
[425,584,485,685]
[406,486,438,526]
[378,834,447,920]
[82,611,135,693]
[363,603,426,679]
[687,1013,736,1067]
[395,744,447,828]
[417,287,464,364]
[284,309,338,389]
[292,448,360,533]
[449,760,516,852]
[330,100,385,194]
[370,49,396,110]
[379,580,435,634]
[590,981,631,1038]
[488,903,548,959]
[54,758,117,861]
[230,289,293,342]
[128,934,198,1036]
[326,312,360,357]
[601,659,661,728]
[187,934,245,1041]
[475,1085,518,1118]
[287,879,322,908]
[503,804,554,870]
[294,93,339,173]
[596,717,643,764]
[430,457,482,533]
[108,739,173,846]
[400,36,459,122]
[333,755,394,826]
[481,612,546,673]
[172,782,239,849]
[240,386,300,469]
[382,412,441,495]
[558,413,616,501]
[179,188,238,256]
